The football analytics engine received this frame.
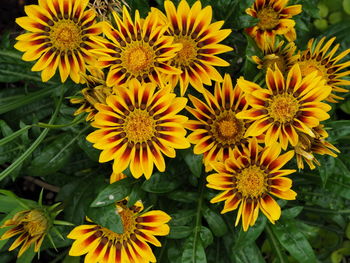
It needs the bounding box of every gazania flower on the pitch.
[15,0,103,83]
[186,74,251,171]
[246,0,302,48]
[298,37,350,103]
[68,200,171,263]
[0,209,49,257]
[160,0,233,95]
[110,172,127,183]
[87,79,190,179]
[236,64,332,150]
[207,138,296,231]
[70,71,112,121]
[252,40,299,74]
[294,125,339,170]
[94,7,181,87]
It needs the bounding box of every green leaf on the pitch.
[15,245,36,263]
[26,133,75,177]
[281,206,304,219]
[182,150,203,178]
[327,120,350,141]
[181,233,207,263]
[317,155,336,187]
[127,184,144,208]
[199,226,213,248]
[91,177,134,207]
[0,87,54,115]
[78,135,99,161]
[167,191,199,203]
[234,215,266,250]
[168,226,193,239]
[87,203,123,234]
[233,242,266,263]
[202,206,227,237]
[141,172,181,193]
[271,219,317,263]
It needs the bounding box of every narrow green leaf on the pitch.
[26,133,75,177]
[0,89,63,181]
[202,206,227,237]
[0,87,54,114]
[271,219,317,263]
[181,233,207,263]
[87,203,123,234]
[91,177,134,207]
[317,155,336,187]
[282,206,304,219]
[15,244,36,263]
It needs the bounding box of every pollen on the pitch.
[174,37,197,66]
[124,110,155,142]
[212,113,244,144]
[268,93,299,123]
[50,20,82,50]
[122,45,154,76]
[257,7,279,30]
[236,166,267,198]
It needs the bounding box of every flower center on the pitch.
[124,110,155,142]
[173,37,197,66]
[298,60,326,79]
[263,54,286,73]
[212,113,245,145]
[235,165,267,198]
[122,45,154,76]
[22,210,48,236]
[257,7,279,30]
[50,20,82,51]
[268,93,299,123]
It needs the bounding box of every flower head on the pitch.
[160,0,233,95]
[294,125,339,170]
[252,40,299,74]
[87,79,190,179]
[236,64,332,150]
[94,7,181,87]
[70,71,112,121]
[68,200,170,263]
[246,0,302,48]
[298,37,350,103]
[1,209,49,257]
[207,138,296,231]
[186,74,251,171]
[15,0,103,83]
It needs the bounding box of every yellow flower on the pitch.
[158,0,233,95]
[246,0,302,48]
[298,37,350,103]
[94,6,181,88]
[294,125,340,170]
[252,40,299,74]
[236,64,332,150]
[110,172,127,184]
[186,74,252,171]
[0,209,49,257]
[68,200,170,263]
[70,71,112,121]
[15,0,103,83]
[207,138,296,231]
[87,79,190,179]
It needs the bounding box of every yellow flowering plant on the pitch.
[0,0,350,262]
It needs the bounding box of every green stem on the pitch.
[265,224,287,263]
[35,114,86,128]
[192,176,205,263]
[0,89,63,181]
[0,125,31,146]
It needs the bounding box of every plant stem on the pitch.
[265,224,287,263]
